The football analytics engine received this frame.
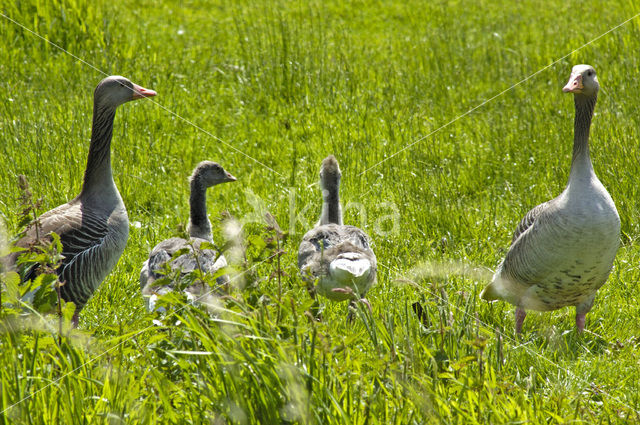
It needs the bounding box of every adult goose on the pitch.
[8,75,156,326]
[140,161,236,312]
[480,65,620,333]
[298,155,377,318]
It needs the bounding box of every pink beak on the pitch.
[226,172,237,182]
[132,83,157,99]
[562,73,583,93]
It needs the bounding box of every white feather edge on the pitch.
[329,257,371,280]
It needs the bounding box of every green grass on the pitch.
[2,0,640,422]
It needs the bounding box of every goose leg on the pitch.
[515,307,526,334]
[575,297,594,334]
[575,313,586,333]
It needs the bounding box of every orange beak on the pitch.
[562,73,583,93]
[132,83,157,99]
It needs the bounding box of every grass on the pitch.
[2,0,640,422]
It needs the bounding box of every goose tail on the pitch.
[329,256,372,284]
[480,282,500,301]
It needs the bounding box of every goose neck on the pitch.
[80,103,117,198]
[569,94,597,181]
[188,177,212,240]
[319,187,342,225]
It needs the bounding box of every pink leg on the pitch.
[515,307,526,334]
[575,313,586,333]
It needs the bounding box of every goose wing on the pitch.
[499,199,568,286]
[298,224,373,270]
[17,203,107,277]
[144,237,188,282]
[509,201,550,245]
[141,237,227,299]
[14,201,125,310]
[481,201,559,302]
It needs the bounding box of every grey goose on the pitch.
[481,65,620,333]
[298,155,377,317]
[8,75,156,326]
[140,161,236,312]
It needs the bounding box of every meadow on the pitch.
[1,0,640,423]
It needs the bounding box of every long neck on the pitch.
[319,186,342,225]
[80,102,117,198]
[188,177,212,240]
[569,93,597,181]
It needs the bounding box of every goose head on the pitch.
[94,75,157,109]
[563,64,599,97]
[319,155,341,195]
[191,161,237,188]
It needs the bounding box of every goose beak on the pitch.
[225,172,237,182]
[132,83,157,99]
[563,73,583,93]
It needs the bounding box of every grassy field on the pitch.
[2,0,640,423]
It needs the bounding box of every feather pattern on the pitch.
[298,224,376,301]
[140,237,228,312]
[510,202,548,244]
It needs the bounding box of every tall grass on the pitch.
[2,0,640,423]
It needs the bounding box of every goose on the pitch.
[8,75,156,326]
[140,161,236,312]
[298,155,377,318]
[480,65,620,333]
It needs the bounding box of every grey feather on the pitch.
[298,223,377,301]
